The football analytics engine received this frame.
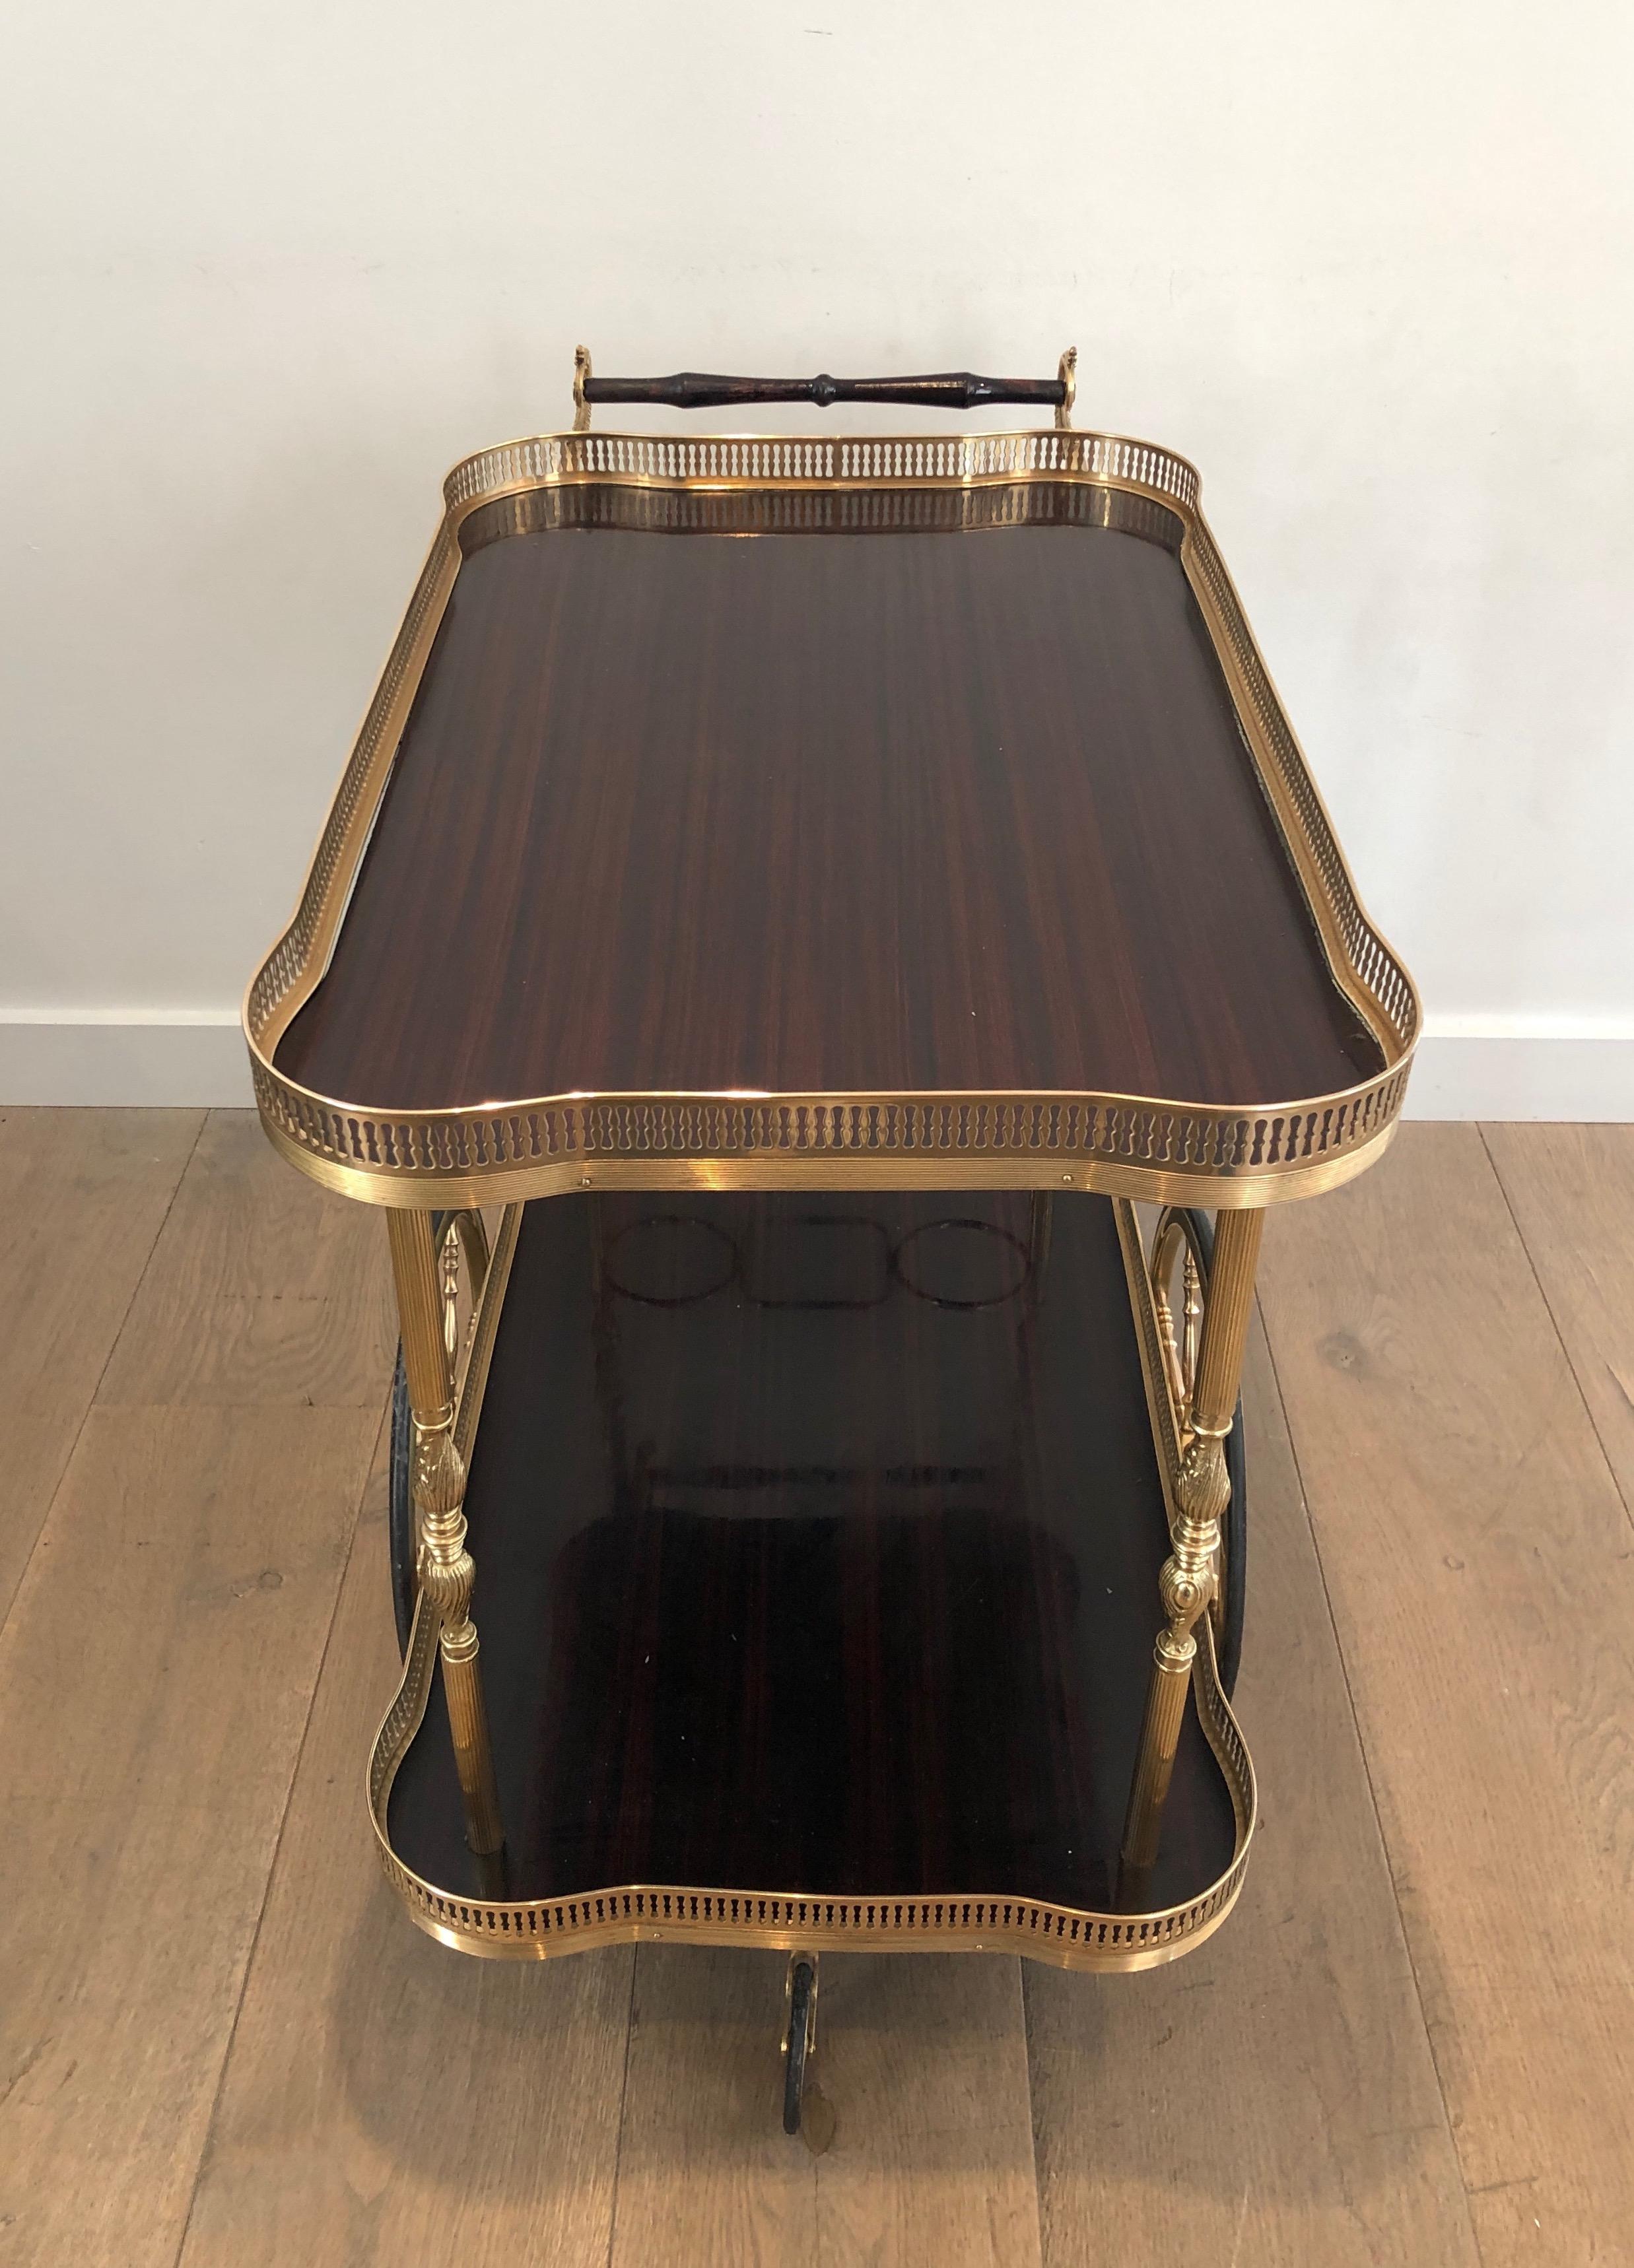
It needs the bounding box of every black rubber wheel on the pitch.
[783,1959,815,2136]
[388,1211,449,1658]
[1178,1209,1248,1699]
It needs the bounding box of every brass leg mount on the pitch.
[1120,1430,1227,1869]
[388,1209,504,1857]
[1122,1206,1262,1874]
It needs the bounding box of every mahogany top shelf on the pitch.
[246,430,1417,1208]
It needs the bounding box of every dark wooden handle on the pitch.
[582,369,1066,413]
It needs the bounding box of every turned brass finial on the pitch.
[1056,346,1077,430]
[572,344,592,432]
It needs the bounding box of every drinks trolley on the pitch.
[244,350,1417,2135]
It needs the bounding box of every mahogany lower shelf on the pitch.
[385,1189,1240,1929]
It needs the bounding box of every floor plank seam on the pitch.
[0,1107,207,1646]
[168,1390,391,2268]
[1476,1121,1634,1540]
[603,1944,642,2268]
[1255,1305,1488,2265]
[1015,1957,1048,2264]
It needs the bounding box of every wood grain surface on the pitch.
[609,1947,1042,2268]
[0,1106,201,1618]
[276,505,1380,1114]
[178,1453,634,2268]
[0,1108,382,2267]
[1026,1321,1478,2266]
[1481,1122,1634,1512]
[1256,1125,1634,2267]
[0,1402,377,2268]
[98,1110,397,1409]
[389,1190,1233,1920]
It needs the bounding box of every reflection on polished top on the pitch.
[277,483,1382,1116]
[389,1189,1236,1916]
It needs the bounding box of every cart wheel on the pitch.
[782,1954,818,2137]
[1149,1209,1248,1698]
[388,1210,490,1657]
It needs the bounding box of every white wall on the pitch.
[3,1,1631,1114]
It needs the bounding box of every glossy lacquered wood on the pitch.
[582,368,1067,411]
[387,1189,1237,1915]
[277,488,1380,1116]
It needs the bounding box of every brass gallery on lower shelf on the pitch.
[364,1195,1258,1975]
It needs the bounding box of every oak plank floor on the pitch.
[2,1108,1632,2265]
[1257,1125,1634,2267]
[0,1106,201,1620]
[0,1401,378,2268]
[1025,1318,1479,2267]
[178,1450,634,2268]
[97,1109,397,1411]
[0,1108,382,2268]
[609,1948,1042,2268]
[1481,1123,1634,1518]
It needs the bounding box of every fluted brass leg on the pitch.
[439,1618,504,1855]
[1122,1205,1263,1873]
[388,1207,504,1856]
[1120,1433,1229,1870]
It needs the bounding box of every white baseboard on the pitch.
[2,1012,1631,1121]
[0,1011,253,1107]
[1404,1020,1634,1121]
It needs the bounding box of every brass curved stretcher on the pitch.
[246,348,1415,2134]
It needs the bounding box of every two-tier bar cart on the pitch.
[245,350,1417,2134]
